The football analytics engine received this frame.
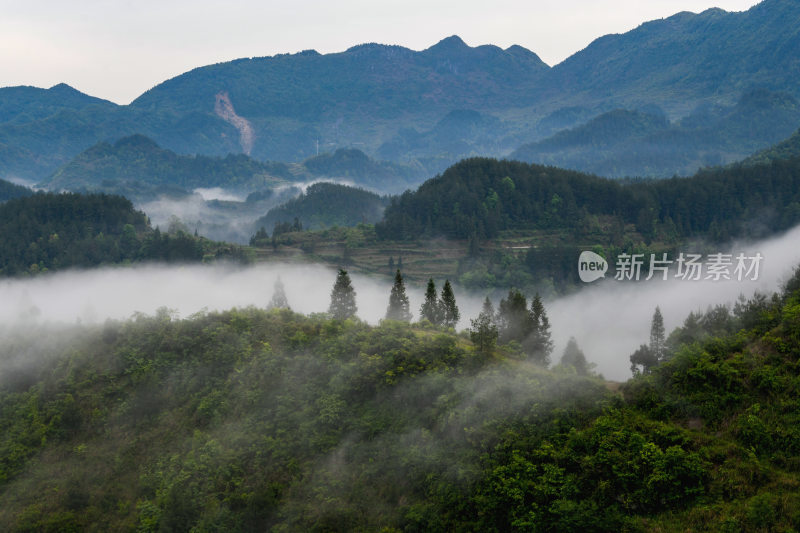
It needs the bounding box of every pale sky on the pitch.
[1,0,761,104]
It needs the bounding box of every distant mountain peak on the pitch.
[426,35,469,52]
[343,42,414,60]
[48,83,79,92]
[699,7,728,16]
[505,44,548,66]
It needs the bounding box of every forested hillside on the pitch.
[740,127,800,166]
[0,192,240,275]
[0,179,32,202]
[44,136,425,198]
[1,267,799,530]
[253,182,386,235]
[376,157,800,242]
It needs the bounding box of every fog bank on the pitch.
[548,224,800,379]
[1,224,800,380]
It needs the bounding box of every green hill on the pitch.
[740,127,800,166]
[376,156,800,242]
[130,36,547,120]
[44,134,293,197]
[0,178,32,202]
[43,136,425,199]
[2,266,800,530]
[253,182,387,234]
[0,84,114,125]
[0,192,243,275]
[542,0,800,109]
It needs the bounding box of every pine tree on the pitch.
[527,293,553,365]
[268,276,289,309]
[560,337,589,375]
[420,278,441,325]
[497,289,530,343]
[470,296,498,354]
[386,270,412,322]
[329,268,357,320]
[439,280,460,328]
[650,306,666,361]
[388,256,395,275]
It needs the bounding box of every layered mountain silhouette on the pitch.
[511,89,800,177]
[2,0,799,185]
[43,134,424,200]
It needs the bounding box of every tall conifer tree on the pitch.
[329,269,357,320]
[439,280,460,328]
[386,270,412,322]
[420,278,441,325]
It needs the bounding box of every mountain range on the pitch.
[1,0,799,185]
[510,89,800,177]
[43,135,424,201]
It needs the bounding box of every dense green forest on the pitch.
[1,265,799,530]
[253,182,387,236]
[0,192,242,275]
[0,178,32,202]
[376,156,800,243]
[740,127,800,167]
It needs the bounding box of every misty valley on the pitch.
[5,0,800,530]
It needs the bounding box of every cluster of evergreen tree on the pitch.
[323,268,463,327]
[270,217,303,238]
[375,156,800,242]
[630,290,781,376]
[418,278,459,327]
[0,192,216,276]
[0,178,32,202]
[468,290,558,366]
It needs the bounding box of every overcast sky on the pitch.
[1,0,761,104]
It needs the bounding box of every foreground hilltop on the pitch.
[1,267,800,530]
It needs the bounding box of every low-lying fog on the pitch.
[140,180,362,244]
[2,224,800,381]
